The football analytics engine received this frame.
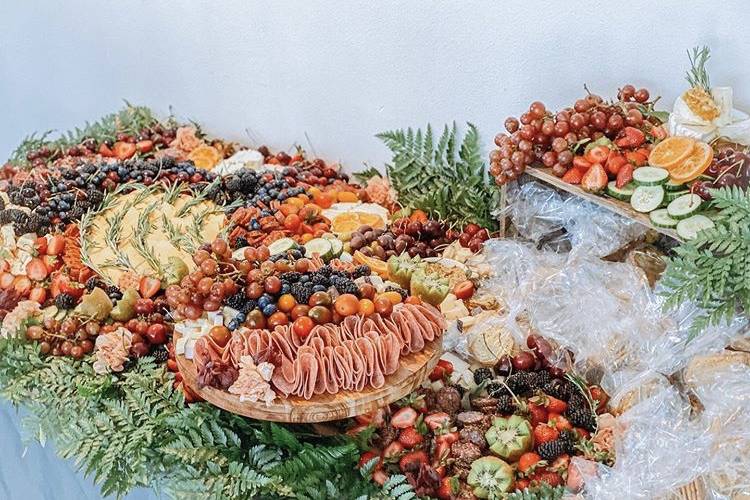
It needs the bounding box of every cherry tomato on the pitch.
[277,294,297,312]
[283,214,302,231]
[404,295,422,306]
[358,283,376,300]
[334,294,359,316]
[264,276,282,294]
[358,298,375,316]
[453,280,475,300]
[308,291,332,307]
[246,309,266,329]
[378,291,403,305]
[146,323,168,344]
[209,326,231,348]
[374,296,393,315]
[290,304,310,320]
[293,316,315,338]
[267,311,289,328]
[308,305,332,324]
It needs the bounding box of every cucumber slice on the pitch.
[664,179,687,191]
[665,190,689,203]
[329,238,343,258]
[667,193,703,220]
[649,208,678,228]
[633,167,669,186]
[630,185,664,213]
[268,237,299,256]
[304,238,333,261]
[606,181,635,200]
[676,214,715,240]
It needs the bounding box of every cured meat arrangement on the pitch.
[193,302,446,400]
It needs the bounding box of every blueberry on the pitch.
[312,284,327,292]
[299,275,310,283]
[258,188,267,195]
[262,304,277,316]
[290,249,303,259]
[257,296,271,309]
[228,319,239,331]
[262,196,271,204]
[280,283,291,294]
[235,312,246,322]
[269,189,279,198]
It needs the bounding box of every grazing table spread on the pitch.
[0,46,748,500]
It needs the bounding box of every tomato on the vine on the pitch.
[283,214,301,231]
[293,316,315,338]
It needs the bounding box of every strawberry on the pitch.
[139,276,162,299]
[515,478,531,491]
[436,476,460,500]
[572,156,592,170]
[547,413,572,431]
[436,359,454,375]
[625,150,648,167]
[46,235,66,256]
[616,163,634,188]
[581,164,608,193]
[429,365,447,381]
[135,140,154,154]
[113,141,137,160]
[532,469,564,487]
[35,237,47,255]
[358,450,379,469]
[561,168,584,184]
[545,396,568,414]
[43,255,62,273]
[518,452,543,475]
[435,431,459,447]
[77,267,94,284]
[372,470,389,486]
[25,258,49,281]
[398,450,429,473]
[573,427,591,439]
[424,412,451,431]
[589,385,609,412]
[550,454,570,473]
[383,441,404,460]
[584,145,610,165]
[29,287,47,304]
[528,402,548,427]
[391,407,418,429]
[650,124,668,140]
[98,143,115,158]
[615,127,646,148]
[605,152,628,176]
[60,279,84,299]
[13,276,32,295]
[397,426,424,448]
[355,408,386,427]
[433,440,451,466]
[533,423,559,445]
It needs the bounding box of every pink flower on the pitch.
[1,301,41,338]
[93,327,132,375]
[169,126,203,153]
[592,413,616,453]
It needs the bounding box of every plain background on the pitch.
[1,2,750,499]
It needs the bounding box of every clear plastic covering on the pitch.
[472,219,750,497]
[504,181,648,257]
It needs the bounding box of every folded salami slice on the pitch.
[344,339,367,391]
[323,345,339,394]
[297,346,318,400]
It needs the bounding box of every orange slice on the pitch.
[188,145,222,169]
[331,212,386,233]
[648,136,696,170]
[669,141,713,182]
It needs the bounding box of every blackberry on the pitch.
[351,265,371,279]
[473,367,494,385]
[311,274,329,287]
[330,276,359,296]
[544,379,573,401]
[152,346,169,363]
[225,176,244,193]
[487,382,509,398]
[316,265,333,278]
[385,285,408,300]
[106,285,123,300]
[86,189,104,206]
[538,439,569,461]
[565,406,597,432]
[559,429,577,452]
[55,293,76,310]
[506,371,532,395]
[291,282,314,305]
[233,235,249,249]
[449,383,466,397]
[280,272,302,283]
[85,277,103,292]
[528,370,552,391]
[224,291,247,311]
[241,299,257,314]
[496,394,516,414]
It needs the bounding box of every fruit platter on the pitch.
[0,46,749,500]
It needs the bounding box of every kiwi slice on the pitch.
[484,415,532,462]
[467,456,514,499]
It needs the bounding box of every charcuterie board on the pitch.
[175,333,442,422]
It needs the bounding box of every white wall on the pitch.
[2,1,750,172]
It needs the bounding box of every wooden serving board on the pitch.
[176,334,442,423]
[524,166,682,241]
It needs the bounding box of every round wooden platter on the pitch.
[176,334,443,423]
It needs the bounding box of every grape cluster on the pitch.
[490,85,656,184]
[696,147,750,199]
[353,219,455,260]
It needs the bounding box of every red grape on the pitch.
[626,109,644,126]
[558,150,573,166]
[505,117,519,133]
[551,137,568,153]
[554,120,570,136]
[634,88,650,103]
[542,151,557,167]
[541,120,555,136]
[619,84,635,101]
[529,101,546,119]
[520,112,532,125]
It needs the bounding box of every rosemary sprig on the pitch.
[175,177,221,218]
[160,213,187,250]
[104,200,134,270]
[77,210,108,282]
[686,45,711,92]
[132,201,162,277]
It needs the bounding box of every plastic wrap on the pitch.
[506,181,647,257]
[476,238,750,498]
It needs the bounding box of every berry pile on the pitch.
[353,217,456,260]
